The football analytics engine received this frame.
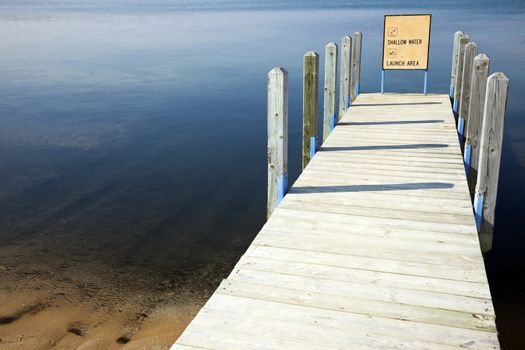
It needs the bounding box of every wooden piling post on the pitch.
[351,32,362,102]
[458,42,479,148]
[453,35,470,114]
[323,42,338,143]
[338,35,352,119]
[474,72,509,253]
[465,54,490,196]
[267,67,288,218]
[302,52,319,170]
[450,31,464,99]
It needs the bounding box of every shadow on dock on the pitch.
[291,182,454,193]
[351,102,443,107]
[339,119,444,126]
[320,143,449,151]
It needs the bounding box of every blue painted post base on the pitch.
[449,85,454,99]
[277,172,288,204]
[453,98,458,114]
[309,136,317,160]
[473,191,484,231]
[345,95,350,110]
[329,113,335,132]
[457,116,465,143]
[355,84,360,97]
[464,143,471,175]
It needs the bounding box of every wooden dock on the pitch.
[171,29,509,349]
[171,92,500,349]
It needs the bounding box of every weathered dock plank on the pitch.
[172,93,499,350]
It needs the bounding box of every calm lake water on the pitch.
[1,0,524,347]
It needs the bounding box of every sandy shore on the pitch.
[0,185,255,350]
[0,278,203,350]
[0,235,234,350]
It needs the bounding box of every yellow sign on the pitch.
[383,14,431,70]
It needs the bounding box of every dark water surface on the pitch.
[1,0,524,347]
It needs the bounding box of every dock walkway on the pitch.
[172,93,499,349]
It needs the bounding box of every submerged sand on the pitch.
[0,291,200,349]
[0,269,205,349]
[0,232,245,349]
